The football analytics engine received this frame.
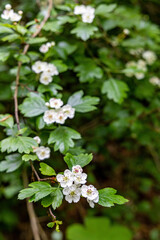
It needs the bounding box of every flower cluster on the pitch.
[33,136,50,160]
[43,98,75,125]
[32,61,58,85]
[149,76,160,87]
[125,59,147,79]
[74,5,95,23]
[1,4,22,22]
[57,165,99,208]
[39,41,55,53]
[142,50,157,65]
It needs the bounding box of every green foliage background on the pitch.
[0,0,160,239]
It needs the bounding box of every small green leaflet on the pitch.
[74,58,103,82]
[98,188,128,207]
[39,163,56,176]
[0,153,22,173]
[0,51,10,62]
[22,154,38,161]
[48,126,81,154]
[71,22,98,41]
[19,93,47,117]
[47,222,55,228]
[95,4,117,16]
[41,188,63,209]
[101,79,129,104]
[64,153,93,169]
[68,91,99,113]
[0,136,38,153]
[18,182,53,202]
[0,114,14,128]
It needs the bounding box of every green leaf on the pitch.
[27,37,47,44]
[15,54,30,63]
[18,181,54,202]
[43,21,62,33]
[51,60,68,73]
[0,153,22,173]
[67,217,132,240]
[51,188,63,210]
[39,163,56,176]
[71,23,98,41]
[95,4,117,16]
[22,154,38,161]
[48,126,81,153]
[2,33,20,42]
[47,222,55,228]
[1,136,38,154]
[98,188,128,207]
[19,94,47,117]
[0,114,14,128]
[68,91,99,112]
[0,51,10,62]
[64,153,93,169]
[74,59,103,82]
[102,79,129,104]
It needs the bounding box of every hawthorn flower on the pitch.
[32,61,47,74]
[35,146,50,160]
[74,173,87,185]
[1,9,14,20]
[57,170,74,188]
[10,12,22,22]
[39,44,49,53]
[55,110,67,124]
[45,63,59,76]
[63,184,81,203]
[40,72,52,85]
[72,165,83,175]
[43,110,56,124]
[142,50,157,65]
[74,5,86,15]
[81,185,99,201]
[123,28,130,35]
[82,6,95,23]
[62,104,75,119]
[149,76,160,86]
[33,136,41,144]
[87,195,99,208]
[49,98,63,109]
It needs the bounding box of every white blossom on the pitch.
[142,50,157,65]
[74,5,86,15]
[40,72,52,85]
[43,110,56,124]
[32,61,47,74]
[74,173,87,185]
[81,185,99,201]
[82,6,95,23]
[123,28,130,35]
[62,104,75,119]
[1,9,14,20]
[33,136,41,144]
[149,76,160,86]
[5,4,12,10]
[44,63,59,76]
[55,110,67,124]
[39,44,49,53]
[72,165,83,175]
[87,195,99,208]
[63,184,81,203]
[49,98,63,109]
[35,146,50,160]
[10,12,22,22]
[57,170,74,188]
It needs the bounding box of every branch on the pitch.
[29,160,41,181]
[14,0,53,130]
